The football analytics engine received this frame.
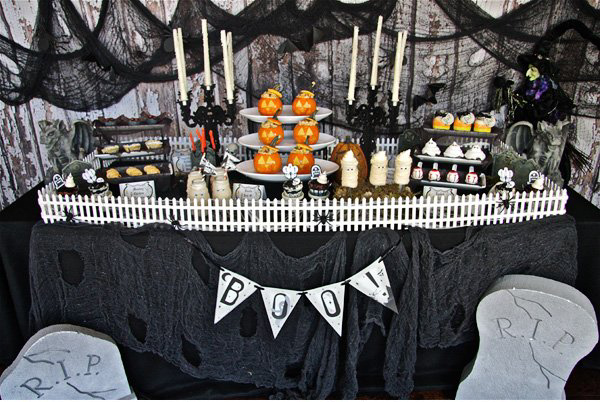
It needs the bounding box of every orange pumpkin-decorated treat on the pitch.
[288,143,315,175]
[293,115,319,145]
[258,115,284,145]
[258,86,283,116]
[254,142,283,174]
[292,89,317,116]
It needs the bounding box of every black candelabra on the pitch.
[346,85,400,159]
[177,84,236,158]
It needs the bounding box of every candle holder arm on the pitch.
[177,91,199,128]
[387,91,401,129]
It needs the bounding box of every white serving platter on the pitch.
[236,158,339,182]
[238,130,336,152]
[239,105,333,124]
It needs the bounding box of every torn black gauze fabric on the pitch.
[414,215,578,349]
[29,223,347,399]
[341,228,419,399]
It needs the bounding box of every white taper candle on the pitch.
[391,30,407,106]
[347,26,359,103]
[201,19,212,87]
[172,29,186,104]
[220,30,233,102]
[227,31,235,101]
[177,28,188,99]
[369,16,383,89]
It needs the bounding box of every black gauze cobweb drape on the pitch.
[0,0,598,114]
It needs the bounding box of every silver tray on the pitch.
[413,174,487,191]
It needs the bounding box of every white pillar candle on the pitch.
[341,151,359,188]
[369,16,383,89]
[220,30,233,102]
[173,29,187,104]
[201,19,212,87]
[177,28,188,99]
[227,31,234,94]
[391,30,407,106]
[347,26,359,104]
[393,149,412,186]
[369,150,388,186]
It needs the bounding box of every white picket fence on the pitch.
[37,137,568,231]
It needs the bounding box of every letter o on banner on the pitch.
[306,282,346,336]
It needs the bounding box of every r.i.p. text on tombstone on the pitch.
[0,324,135,400]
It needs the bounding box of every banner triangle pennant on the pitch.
[214,267,258,324]
[305,282,346,336]
[348,259,398,313]
[260,287,302,338]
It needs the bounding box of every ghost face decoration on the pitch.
[341,151,359,188]
[211,168,232,200]
[369,151,388,186]
[394,150,412,186]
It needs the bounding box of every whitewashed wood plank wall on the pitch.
[0,0,598,210]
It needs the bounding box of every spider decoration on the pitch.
[313,210,335,229]
[170,213,184,231]
[62,207,79,223]
[496,193,516,213]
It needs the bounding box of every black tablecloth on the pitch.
[1,184,599,398]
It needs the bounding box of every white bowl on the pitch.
[239,105,332,124]
[236,158,339,183]
[237,131,336,152]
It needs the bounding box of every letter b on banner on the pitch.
[214,268,258,324]
[220,277,245,306]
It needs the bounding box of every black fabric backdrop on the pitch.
[0,0,598,117]
[1,186,599,398]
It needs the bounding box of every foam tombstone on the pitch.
[456,275,598,400]
[0,324,135,400]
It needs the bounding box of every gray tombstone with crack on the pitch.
[0,324,135,400]
[456,275,598,400]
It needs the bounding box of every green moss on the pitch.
[333,183,415,200]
